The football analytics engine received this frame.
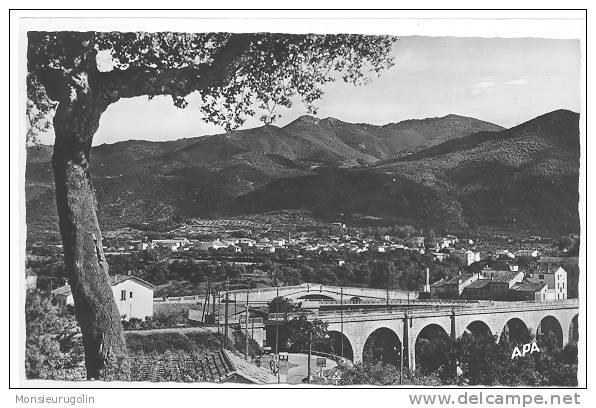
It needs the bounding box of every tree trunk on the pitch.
[52,100,129,380]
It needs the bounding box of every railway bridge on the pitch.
[157,282,417,305]
[268,299,579,371]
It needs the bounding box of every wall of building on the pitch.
[527,268,567,300]
[112,280,154,320]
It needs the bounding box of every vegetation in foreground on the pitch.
[25,291,258,381]
[339,331,577,386]
[26,291,577,385]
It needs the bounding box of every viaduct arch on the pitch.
[322,300,578,371]
[326,330,354,361]
[536,315,564,348]
[362,327,402,366]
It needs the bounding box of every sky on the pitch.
[35,36,581,146]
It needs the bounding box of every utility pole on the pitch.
[216,289,221,336]
[401,283,412,384]
[307,329,312,384]
[201,278,210,322]
[224,278,229,350]
[450,307,457,382]
[212,289,216,318]
[400,309,406,385]
[275,285,280,384]
[340,286,344,358]
[245,285,250,360]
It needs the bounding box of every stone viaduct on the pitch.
[229,283,418,303]
[156,282,418,305]
[269,299,579,371]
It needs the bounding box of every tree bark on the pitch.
[52,97,129,380]
[31,32,251,381]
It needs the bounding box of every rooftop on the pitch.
[51,274,156,297]
[511,282,547,292]
[432,273,475,287]
[110,274,157,289]
[535,265,567,275]
[464,279,492,289]
[491,271,523,283]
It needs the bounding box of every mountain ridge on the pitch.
[26,110,578,238]
[229,109,580,232]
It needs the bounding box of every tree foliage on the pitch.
[27,32,397,137]
[25,291,84,380]
[278,315,332,353]
[26,30,397,381]
[419,328,578,386]
[340,361,441,386]
[355,325,578,386]
[267,296,296,314]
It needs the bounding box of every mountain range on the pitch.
[26,110,579,239]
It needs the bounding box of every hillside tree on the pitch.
[26,31,397,380]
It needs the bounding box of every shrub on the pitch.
[25,291,85,380]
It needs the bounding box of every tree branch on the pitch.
[99,34,253,101]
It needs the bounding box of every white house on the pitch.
[439,235,459,248]
[194,239,236,251]
[479,266,521,279]
[51,274,156,320]
[137,242,153,251]
[256,244,276,253]
[431,251,449,262]
[152,238,190,252]
[235,238,256,247]
[526,266,567,300]
[515,249,540,258]
[495,249,515,259]
[271,239,286,248]
[450,249,480,266]
[444,235,459,244]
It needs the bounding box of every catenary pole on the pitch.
[275,285,280,384]
[307,329,312,384]
[400,309,406,384]
[245,285,249,360]
[224,278,229,350]
[216,289,221,336]
[340,286,344,358]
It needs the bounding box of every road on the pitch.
[279,353,338,384]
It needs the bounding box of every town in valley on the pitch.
[26,211,580,385]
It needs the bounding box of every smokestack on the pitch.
[424,268,430,292]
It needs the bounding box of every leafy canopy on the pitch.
[27,32,397,139]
